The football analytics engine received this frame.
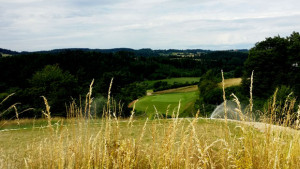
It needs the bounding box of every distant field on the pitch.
[144,77,200,86]
[131,78,242,117]
[132,86,199,117]
[218,78,242,88]
[153,85,198,94]
[144,77,240,89]
[0,53,12,57]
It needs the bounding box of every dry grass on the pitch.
[218,78,242,88]
[1,77,300,168]
[1,111,299,168]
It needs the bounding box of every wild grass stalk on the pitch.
[41,96,54,132]
[297,105,300,129]
[0,93,15,105]
[221,70,227,124]
[249,70,254,119]
[271,88,278,124]
[12,105,19,127]
[231,93,244,121]
[1,77,300,169]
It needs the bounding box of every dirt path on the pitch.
[210,118,299,133]
[128,99,138,108]
[243,121,299,133]
[153,85,198,94]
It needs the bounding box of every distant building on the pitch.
[292,63,299,67]
[146,90,153,96]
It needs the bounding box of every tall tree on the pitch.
[243,32,300,98]
[27,64,78,116]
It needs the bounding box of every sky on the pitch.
[1,0,300,52]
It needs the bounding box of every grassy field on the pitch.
[1,116,299,168]
[0,53,12,57]
[1,79,300,168]
[144,77,200,86]
[131,77,242,117]
[145,77,241,88]
[131,85,199,117]
[0,118,62,130]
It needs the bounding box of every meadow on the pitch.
[133,89,199,117]
[131,77,242,118]
[1,104,299,168]
[1,77,299,168]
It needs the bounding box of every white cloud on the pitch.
[0,0,300,51]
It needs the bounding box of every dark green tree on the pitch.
[243,32,300,98]
[195,70,222,116]
[287,32,300,95]
[27,64,78,116]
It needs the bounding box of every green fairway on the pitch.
[132,77,243,117]
[134,90,199,117]
[144,77,200,86]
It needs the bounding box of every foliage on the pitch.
[198,50,248,76]
[263,86,298,124]
[0,48,247,118]
[243,32,300,98]
[195,70,221,115]
[195,70,246,116]
[26,65,78,116]
[142,77,199,92]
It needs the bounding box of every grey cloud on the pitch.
[1,0,300,51]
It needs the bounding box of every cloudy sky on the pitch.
[1,0,300,51]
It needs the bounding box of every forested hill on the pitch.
[0,47,248,57]
[0,48,247,118]
[0,48,19,55]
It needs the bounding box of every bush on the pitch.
[203,88,223,105]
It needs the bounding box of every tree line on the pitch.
[0,48,247,118]
[195,32,300,119]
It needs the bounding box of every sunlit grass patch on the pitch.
[133,91,199,117]
[218,78,242,88]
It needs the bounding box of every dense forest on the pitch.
[0,48,247,118]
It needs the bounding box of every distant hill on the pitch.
[0,48,19,56]
[0,47,249,58]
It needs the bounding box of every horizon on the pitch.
[1,0,300,52]
[1,47,249,53]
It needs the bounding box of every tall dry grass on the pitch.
[0,78,300,169]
